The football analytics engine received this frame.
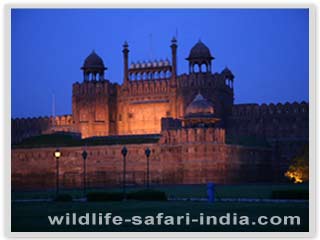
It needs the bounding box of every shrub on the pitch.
[271,190,308,200]
[86,192,124,202]
[127,189,167,201]
[54,194,73,202]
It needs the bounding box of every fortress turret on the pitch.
[81,51,107,81]
[187,40,214,74]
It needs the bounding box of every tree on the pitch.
[285,144,309,183]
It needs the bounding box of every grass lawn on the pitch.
[11,184,309,232]
[12,201,308,232]
[12,183,309,200]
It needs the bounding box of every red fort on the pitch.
[11,38,309,189]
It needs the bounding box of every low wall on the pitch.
[11,143,273,190]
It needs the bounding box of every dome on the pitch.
[187,40,213,60]
[221,67,234,80]
[152,60,158,67]
[185,93,214,118]
[82,51,106,69]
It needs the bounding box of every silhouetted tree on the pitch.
[285,144,309,183]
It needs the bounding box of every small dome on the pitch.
[221,67,234,80]
[152,60,158,67]
[185,93,214,117]
[188,40,213,59]
[135,61,141,68]
[82,51,105,69]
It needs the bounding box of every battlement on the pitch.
[12,114,74,143]
[232,101,308,117]
[12,114,72,125]
[228,101,309,143]
[125,78,171,96]
[160,127,225,144]
[72,80,118,96]
[176,71,234,90]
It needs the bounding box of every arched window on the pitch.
[160,71,165,79]
[193,64,200,73]
[154,72,159,79]
[201,63,207,73]
[142,72,146,80]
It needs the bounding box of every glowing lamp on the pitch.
[54,149,61,159]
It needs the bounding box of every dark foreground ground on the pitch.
[11,184,309,232]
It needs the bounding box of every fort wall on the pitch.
[11,142,272,190]
[229,101,308,140]
[227,101,309,178]
[11,115,73,144]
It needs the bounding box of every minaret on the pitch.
[122,41,129,84]
[170,37,177,85]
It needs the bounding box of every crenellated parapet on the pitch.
[176,70,234,91]
[50,114,73,126]
[125,78,171,96]
[232,101,308,117]
[11,114,74,143]
[72,80,118,97]
[160,127,225,145]
[228,101,309,142]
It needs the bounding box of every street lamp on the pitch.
[121,146,128,198]
[145,147,151,188]
[54,149,61,197]
[82,150,88,197]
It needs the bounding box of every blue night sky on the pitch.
[11,9,309,118]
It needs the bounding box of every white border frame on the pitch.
[2,1,316,238]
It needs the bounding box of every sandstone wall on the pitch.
[72,81,118,138]
[12,142,272,190]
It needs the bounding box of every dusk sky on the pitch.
[11,9,309,118]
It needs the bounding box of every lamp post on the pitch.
[54,149,61,197]
[121,146,128,199]
[82,150,88,197]
[145,147,151,188]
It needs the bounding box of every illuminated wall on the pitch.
[11,142,273,190]
[120,101,171,134]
